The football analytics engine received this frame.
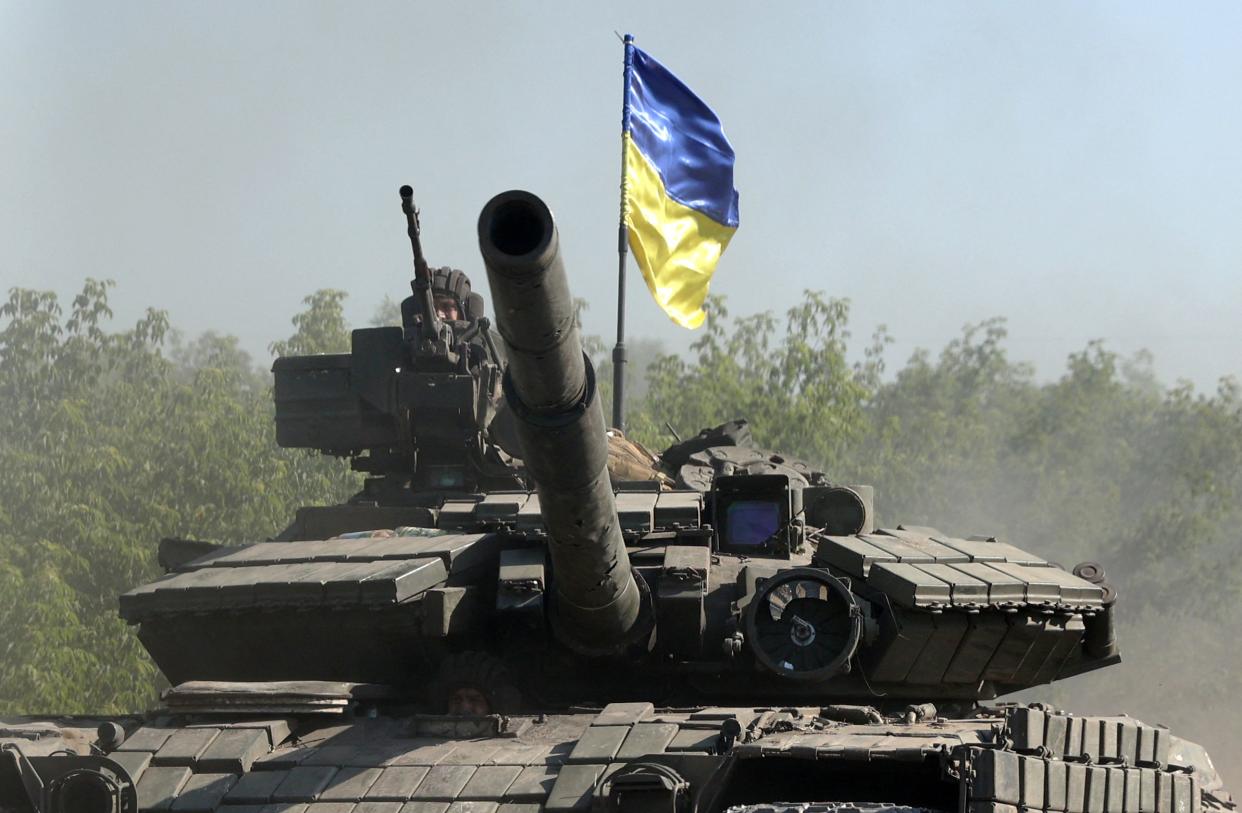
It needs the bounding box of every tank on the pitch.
[0,190,1232,813]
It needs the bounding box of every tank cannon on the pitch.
[478,190,650,654]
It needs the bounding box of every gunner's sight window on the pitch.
[726,500,781,547]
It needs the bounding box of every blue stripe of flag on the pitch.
[627,46,740,229]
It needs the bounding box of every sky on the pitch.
[2,2,1240,389]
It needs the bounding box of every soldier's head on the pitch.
[430,267,472,322]
[446,686,491,716]
[433,651,521,716]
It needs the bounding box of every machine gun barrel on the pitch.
[478,190,648,654]
[399,184,443,341]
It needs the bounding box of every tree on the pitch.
[269,289,351,357]
[0,282,357,713]
[628,293,881,467]
[370,295,402,328]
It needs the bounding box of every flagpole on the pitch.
[611,33,635,431]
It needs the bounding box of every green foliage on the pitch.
[577,297,666,424]
[627,293,882,465]
[0,282,358,714]
[268,289,351,357]
[370,295,402,328]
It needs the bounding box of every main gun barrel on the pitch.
[478,190,647,654]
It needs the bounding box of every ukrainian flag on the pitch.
[624,43,739,329]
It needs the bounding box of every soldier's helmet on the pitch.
[430,267,484,322]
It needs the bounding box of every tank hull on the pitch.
[1,705,1229,813]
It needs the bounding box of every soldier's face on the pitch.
[447,687,490,715]
[434,295,460,321]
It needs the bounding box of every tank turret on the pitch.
[478,190,650,654]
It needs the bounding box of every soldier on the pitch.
[402,265,525,466]
[398,265,496,365]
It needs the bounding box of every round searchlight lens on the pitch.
[50,769,117,813]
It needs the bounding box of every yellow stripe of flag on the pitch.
[624,134,736,329]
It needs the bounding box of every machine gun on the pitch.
[400,184,455,362]
[270,185,518,499]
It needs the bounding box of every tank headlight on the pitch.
[805,485,871,536]
[47,768,121,813]
[744,567,862,682]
